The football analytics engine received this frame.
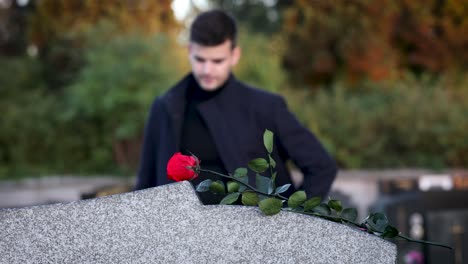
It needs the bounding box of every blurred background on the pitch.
[0,0,467,263]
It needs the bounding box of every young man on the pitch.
[135,10,337,204]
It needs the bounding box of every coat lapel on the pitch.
[164,74,245,178]
[163,74,190,151]
[196,75,244,176]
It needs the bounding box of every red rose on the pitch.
[167,152,199,182]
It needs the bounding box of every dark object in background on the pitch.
[81,184,133,200]
[374,177,467,264]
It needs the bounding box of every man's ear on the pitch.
[231,46,241,66]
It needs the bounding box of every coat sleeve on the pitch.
[273,96,337,198]
[135,99,160,190]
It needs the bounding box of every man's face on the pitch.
[189,40,240,91]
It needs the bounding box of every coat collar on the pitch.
[163,72,239,123]
[164,73,238,105]
[163,73,243,173]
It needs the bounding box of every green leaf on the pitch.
[271,171,277,182]
[234,167,248,178]
[195,179,213,192]
[263,129,274,153]
[288,191,307,208]
[258,194,270,202]
[241,191,259,206]
[382,225,399,238]
[313,204,331,216]
[259,197,282,216]
[209,180,225,195]
[234,169,249,192]
[267,182,275,195]
[303,197,321,211]
[227,181,240,193]
[328,199,343,212]
[275,184,291,194]
[341,208,358,222]
[366,213,389,233]
[248,158,269,173]
[269,155,276,169]
[220,192,240,205]
[256,174,271,194]
[238,184,248,192]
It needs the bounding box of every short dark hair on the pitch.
[190,9,237,48]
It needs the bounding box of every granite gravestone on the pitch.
[0,181,396,263]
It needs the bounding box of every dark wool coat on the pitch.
[136,74,337,198]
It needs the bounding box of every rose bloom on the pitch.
[167,152,199,182]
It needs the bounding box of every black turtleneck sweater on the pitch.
[180,77,229,204]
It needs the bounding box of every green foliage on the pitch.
[259,197,283,216]
[3,2,466,179]
[64,25,177,139]
[303,197,321,212]
[233,167,249,192]
[248,158,269,173]
[194,130,452,249]
[220,192,240,205]
[263,129,274,153]
[288,191,306,208]
[233,167,248,177]
[59,23,179,172]
[256,174,273,194]
[0,22,182,179]
[341,208,358,222]
[227,181,240,193]
[241,191,259,206]
[275,184,291,195]
[234,30,286,93]
[328,200,343,212]
[365,212,391,234]
[285,75,468,168]
[313,204,332,216]
[196,179,213,192]
[209,180,226,195]
[0,57,56,177]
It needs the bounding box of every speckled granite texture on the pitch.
[0,181,396,263]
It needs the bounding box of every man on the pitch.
[135,10,337,204]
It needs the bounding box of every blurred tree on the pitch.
[27,0,180,90]
[393,0,468,73]
[61,22,181,172]
[0,56,54,177]
[28,0,178,48]
[234,28,286,93]
[282,0,400,86]
[210,0,293,34]
[284,74,468,168]
[0,1,185,177]
[282,0,468,88]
